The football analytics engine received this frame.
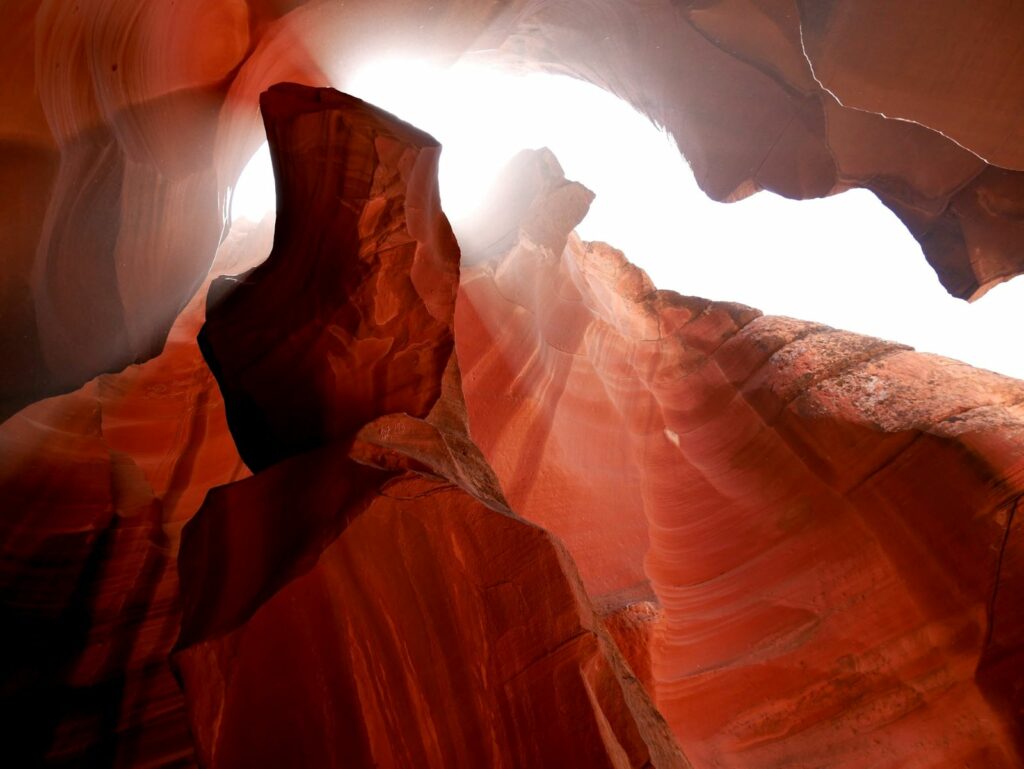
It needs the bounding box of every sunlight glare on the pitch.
[230,58,1024,379]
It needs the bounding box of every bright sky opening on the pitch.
[230,58,1024,380]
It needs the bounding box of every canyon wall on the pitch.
[4,1,1024,416]
[457,148,1024,767]
[2,2,1024,767]
[175,85,687,769]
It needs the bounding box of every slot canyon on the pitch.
[2,2,1024,768]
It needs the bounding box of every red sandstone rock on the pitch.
[798,1,1024,171]
[174,85,686,768]
[598,586,663,701]
[0,216,270,766]
[3,1,1024,414]
[3,5,1024,767]
[456,148,1024,768]
[795,1,1024,298]
[200,84,460,470]
[176,464,686,769]
[454,148,652,599]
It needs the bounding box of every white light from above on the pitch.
[231,58,1024,379]
[230,141,274,224]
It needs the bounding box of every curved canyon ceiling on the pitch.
[2,2,1023,768]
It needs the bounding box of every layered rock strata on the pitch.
[3,4,1024,762]
[3,84,1024,765]
[4,1,1024,414]
[456,148,1024,768]
[0,215,271,766]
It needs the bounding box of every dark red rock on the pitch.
[175,465,687,769]
[598,586,662,700]
[0,215,269,767]
[175,85,686,768]
[200,84,460,470]
[3,5,1024,767]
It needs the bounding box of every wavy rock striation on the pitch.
[3,1,1024,415]
[0,215,270,766]
[456,148,1024,768]
[3,3,1024,766]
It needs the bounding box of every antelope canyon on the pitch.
[1,3,1022,768]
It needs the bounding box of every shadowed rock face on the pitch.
[175,84,687,769]
[1,4,1024,768]
[199,84,460,471]
[0,216,267,766]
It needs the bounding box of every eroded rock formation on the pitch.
[2,3,1024,768]
[456,148,1024,767]
[175,85,686,769]
[0,214,269,765]
[3,1,1024,416]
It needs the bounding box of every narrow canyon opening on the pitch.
[232,58,1024,378]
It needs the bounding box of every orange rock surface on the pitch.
[457,148,1024,768]
[1,4,1024,768]
[176,460,685,769]
[3,1,1024,415]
